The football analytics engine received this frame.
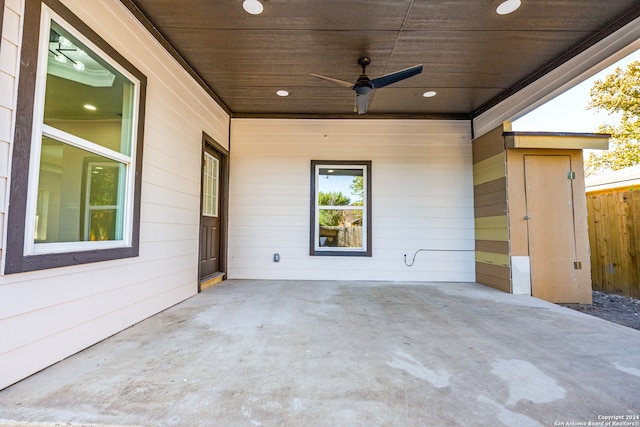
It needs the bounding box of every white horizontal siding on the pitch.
[0,0,229,389]
[228,119,474,282]
[0,0,22,266]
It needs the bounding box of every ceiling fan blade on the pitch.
[309,73,354,88]
[370,64,423,89]
[356,93,369,115]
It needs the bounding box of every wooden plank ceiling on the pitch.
[123,0,640,118]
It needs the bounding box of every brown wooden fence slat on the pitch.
[587,189,640,299]
[631,190,640,299]
[586,195,600,288]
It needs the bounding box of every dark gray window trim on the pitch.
[4,0,147,274]
[310,160,372,257]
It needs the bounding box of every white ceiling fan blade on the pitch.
[309,73,354,88]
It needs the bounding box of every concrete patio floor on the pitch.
[0,280,639,427]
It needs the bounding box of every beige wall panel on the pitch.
[474,189,507,209]
[475,228,508,242]
[229,118,475,282]
[476,240,509,254]
[476,262,511,280]
[0,280,193,389]
[0,266,194,354]
[2,2,21,46]
[476,275,511,293]
[476,263,511,292]
[0,0,231,389]
[475,203,508,218]
[0,73,15,110]
[474,177,507,196]
[475,251,510,267]
[472,125,506,164]
[474,215,508,242]
[473,152,506,186]
[475,215,508,229]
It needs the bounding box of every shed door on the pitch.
[524,155,581,303]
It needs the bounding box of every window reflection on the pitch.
[45,21,134,156]
[35,136,124,243]
[317,167,364,249]
[33,19,133,246]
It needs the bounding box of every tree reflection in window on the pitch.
[317,168,364,249]
[86,162,122,241]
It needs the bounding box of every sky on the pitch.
[512,50,639,133]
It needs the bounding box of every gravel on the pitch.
[561,290,640,331]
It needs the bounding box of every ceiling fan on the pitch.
[310,57,423,115]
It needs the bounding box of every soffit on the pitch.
[124,0,640,118]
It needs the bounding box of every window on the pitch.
[310,161,372,257]
[202,152,219,217]
[5,0,146,273]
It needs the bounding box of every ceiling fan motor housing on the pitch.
[355,75,373,94]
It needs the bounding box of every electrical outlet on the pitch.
[273,253,280,263]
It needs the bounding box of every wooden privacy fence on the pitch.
[587,189,640,299]
[319,226,362,248]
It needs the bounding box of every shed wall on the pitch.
[472,125,510,292]
[0,0,229,389]
[228,119,475,282]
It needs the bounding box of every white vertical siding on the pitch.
[0,0,229,389]
[229,119,475,282]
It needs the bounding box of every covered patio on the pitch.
[0,280,638,426]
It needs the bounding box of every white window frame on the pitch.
[23,5,140,255]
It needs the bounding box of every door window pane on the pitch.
[202,152,219,217]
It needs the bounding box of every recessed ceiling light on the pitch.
[422,91,437,98]
[496,0,521,15]
[242,0,263,15]
[276,90,289,97]
[83,104,97,111]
